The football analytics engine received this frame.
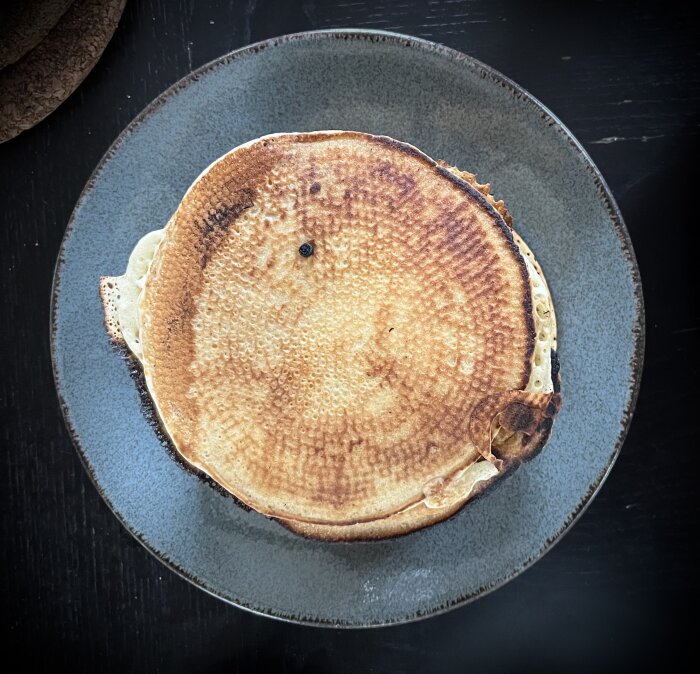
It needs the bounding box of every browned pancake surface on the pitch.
[140,132,537,524]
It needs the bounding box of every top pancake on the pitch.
[138,131,541,525]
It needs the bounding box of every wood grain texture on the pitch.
[0,1,697,671]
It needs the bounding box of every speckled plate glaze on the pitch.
[51,30,644,627]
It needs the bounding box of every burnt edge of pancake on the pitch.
[493,349,562,466]
[103,331,252,512]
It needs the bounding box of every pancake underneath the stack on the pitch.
[100,131,561,540]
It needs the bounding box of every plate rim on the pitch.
[50,28,645,628]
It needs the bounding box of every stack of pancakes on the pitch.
[101,131,561,540]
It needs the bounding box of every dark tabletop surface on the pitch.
[1,1,697,672]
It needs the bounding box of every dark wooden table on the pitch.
[1,1,697,671]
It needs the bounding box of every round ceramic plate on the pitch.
[51,30,643,627]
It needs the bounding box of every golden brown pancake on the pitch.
[100,131,561,540]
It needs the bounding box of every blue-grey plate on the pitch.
[51,29,644,627]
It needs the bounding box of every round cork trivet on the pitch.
[0,0,75,69]
[0,0,126,143]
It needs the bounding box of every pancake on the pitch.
[100,131,561,540]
